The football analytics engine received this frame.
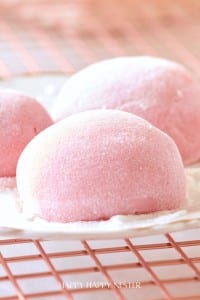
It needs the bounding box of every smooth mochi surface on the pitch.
[53,56,200,165]
[17,110,186,223]
[0,88,53,177]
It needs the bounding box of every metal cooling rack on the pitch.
[1,230,200,300]
[0,0,200,299]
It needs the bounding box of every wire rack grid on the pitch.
[0,0,200,299]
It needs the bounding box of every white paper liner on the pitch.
[0,170,199,240]
[0,75,200,240]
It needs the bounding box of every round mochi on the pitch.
[0,88,53,178]
[17,110,186,223]
[53,56,200,165]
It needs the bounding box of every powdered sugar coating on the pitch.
[53,56,200,165]
[0,88,53,177]
[17,110,186,223]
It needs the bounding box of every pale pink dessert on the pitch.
[17,110,186,223]
[53,56,200,165]
[0,88,53,179]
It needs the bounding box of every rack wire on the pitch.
[0,0,200,299]
[1,230,200,299]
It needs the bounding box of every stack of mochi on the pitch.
[2,56,200,223]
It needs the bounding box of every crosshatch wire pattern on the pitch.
[0,0,200,299]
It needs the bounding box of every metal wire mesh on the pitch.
[1,230,200,299]
[0,0,200,299]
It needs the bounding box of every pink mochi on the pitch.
[53,56,200,165]
[16,110,186,223]
[0,89,53,178]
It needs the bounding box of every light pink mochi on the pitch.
[53,56,200,165]
[0,89,53,178]
[17,110,186,223]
